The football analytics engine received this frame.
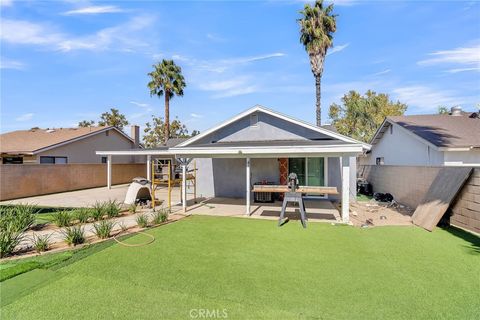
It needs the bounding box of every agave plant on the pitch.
[31,234,51,253]
[136,214,149,228]
[93,220,115,239]
[62,226,86,246]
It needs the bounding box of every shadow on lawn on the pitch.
[443,226,480,255]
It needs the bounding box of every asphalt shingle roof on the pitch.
[387,113,480,148]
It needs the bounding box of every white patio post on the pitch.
[246,157,251,215]
[341,156,350,223]
[146,155,152,181]
[107,155,112,189]
[182,162,187,213]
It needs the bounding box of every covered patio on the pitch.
[96,106,370,225]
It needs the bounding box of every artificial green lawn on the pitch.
[1,216,479,319]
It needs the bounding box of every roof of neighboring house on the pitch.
[0,126,134,154]
[372,112,480,149]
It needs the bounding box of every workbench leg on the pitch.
[299,197,307,228]
[279,198,288,227]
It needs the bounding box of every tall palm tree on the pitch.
[147,59,186,143]
[298,0,337,126]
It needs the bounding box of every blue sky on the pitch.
[1,0,479,135]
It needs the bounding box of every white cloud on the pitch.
[372,69,391,76]
[190,113,203,118]
[418,43,480,73]
[0,57,25,70]
[0,16,155,53]
[198,76,259,98]
[206,33,226,42]
[63,6,124,15]
[0,0,13,7]
[392,86,464,112]
[130,101,150,108]
[327,43,349,56]
[16,113,34,122]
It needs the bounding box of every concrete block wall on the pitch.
[450,169,480,234]
[360,165,480,234]
[0,164,147,201]
[360,165,442,208]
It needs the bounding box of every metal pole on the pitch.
[182,162,187,213]
[151,159,155,210]
[107,155,112,189]
[246,157,251,215]
[341,156,350,223]
[168,160,171,209]
[146,155,152,181]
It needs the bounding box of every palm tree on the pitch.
[298,0,337,126]
[147,59,186,143]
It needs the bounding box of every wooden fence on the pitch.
[0,164,146,201]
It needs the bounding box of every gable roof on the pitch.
[371,113,480,150]
[0,126,134,154]
[177,105,370,150]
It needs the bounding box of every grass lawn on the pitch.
[1,216,479,319]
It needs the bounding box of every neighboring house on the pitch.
[0,125,141,164]
[97,105,371,223]
[362,107,480,167]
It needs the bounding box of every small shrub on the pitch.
[128,203,137,214]
[62,226,85,246]
[0,204,36,232]
[91,202,106,221]
[93,220,115,239]
[0,226,25,258]
[119,222,128,232]
[105,200,122,218]
[74,208,90,224]
[136,214,149,228]
[152,209,169,225]
[32,234,51,253]
[52,211,71,227]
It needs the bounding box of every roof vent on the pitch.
[46,129,56,133]
[450,106,462,116]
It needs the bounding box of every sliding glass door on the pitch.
[288,157,326,187]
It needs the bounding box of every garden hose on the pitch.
[113,231,155,247]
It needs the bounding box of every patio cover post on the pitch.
[246,157,251,215]
[341,156,350,223]
[107,155,112,189]
[182,162,187,213]
[146,155,152,181]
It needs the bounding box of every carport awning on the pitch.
[96,143,364,158]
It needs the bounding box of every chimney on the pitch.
[131,125,140,148]
[450,106,462,116]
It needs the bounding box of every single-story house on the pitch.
[0,125,142,164]
[362,107,480,167]
[97,105,371,223]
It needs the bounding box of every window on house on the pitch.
[2,156,23,164]
[101,157,107,164]
[40,156,68,164]
[376,157,384,165]
[250,114,258,127]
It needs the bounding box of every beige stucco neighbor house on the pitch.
[362,107,480,167]
[0,125,141,164]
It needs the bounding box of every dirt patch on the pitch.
[350,200,414,227]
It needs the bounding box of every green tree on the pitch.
[143,116,196,148]
[78,120,95,127]
[329,90,407,143]
[298,0,337,126]
[98,108,129,130]
[148,60,186,143]
[438,106,449,114]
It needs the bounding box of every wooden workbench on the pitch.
[252,185,338,195]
